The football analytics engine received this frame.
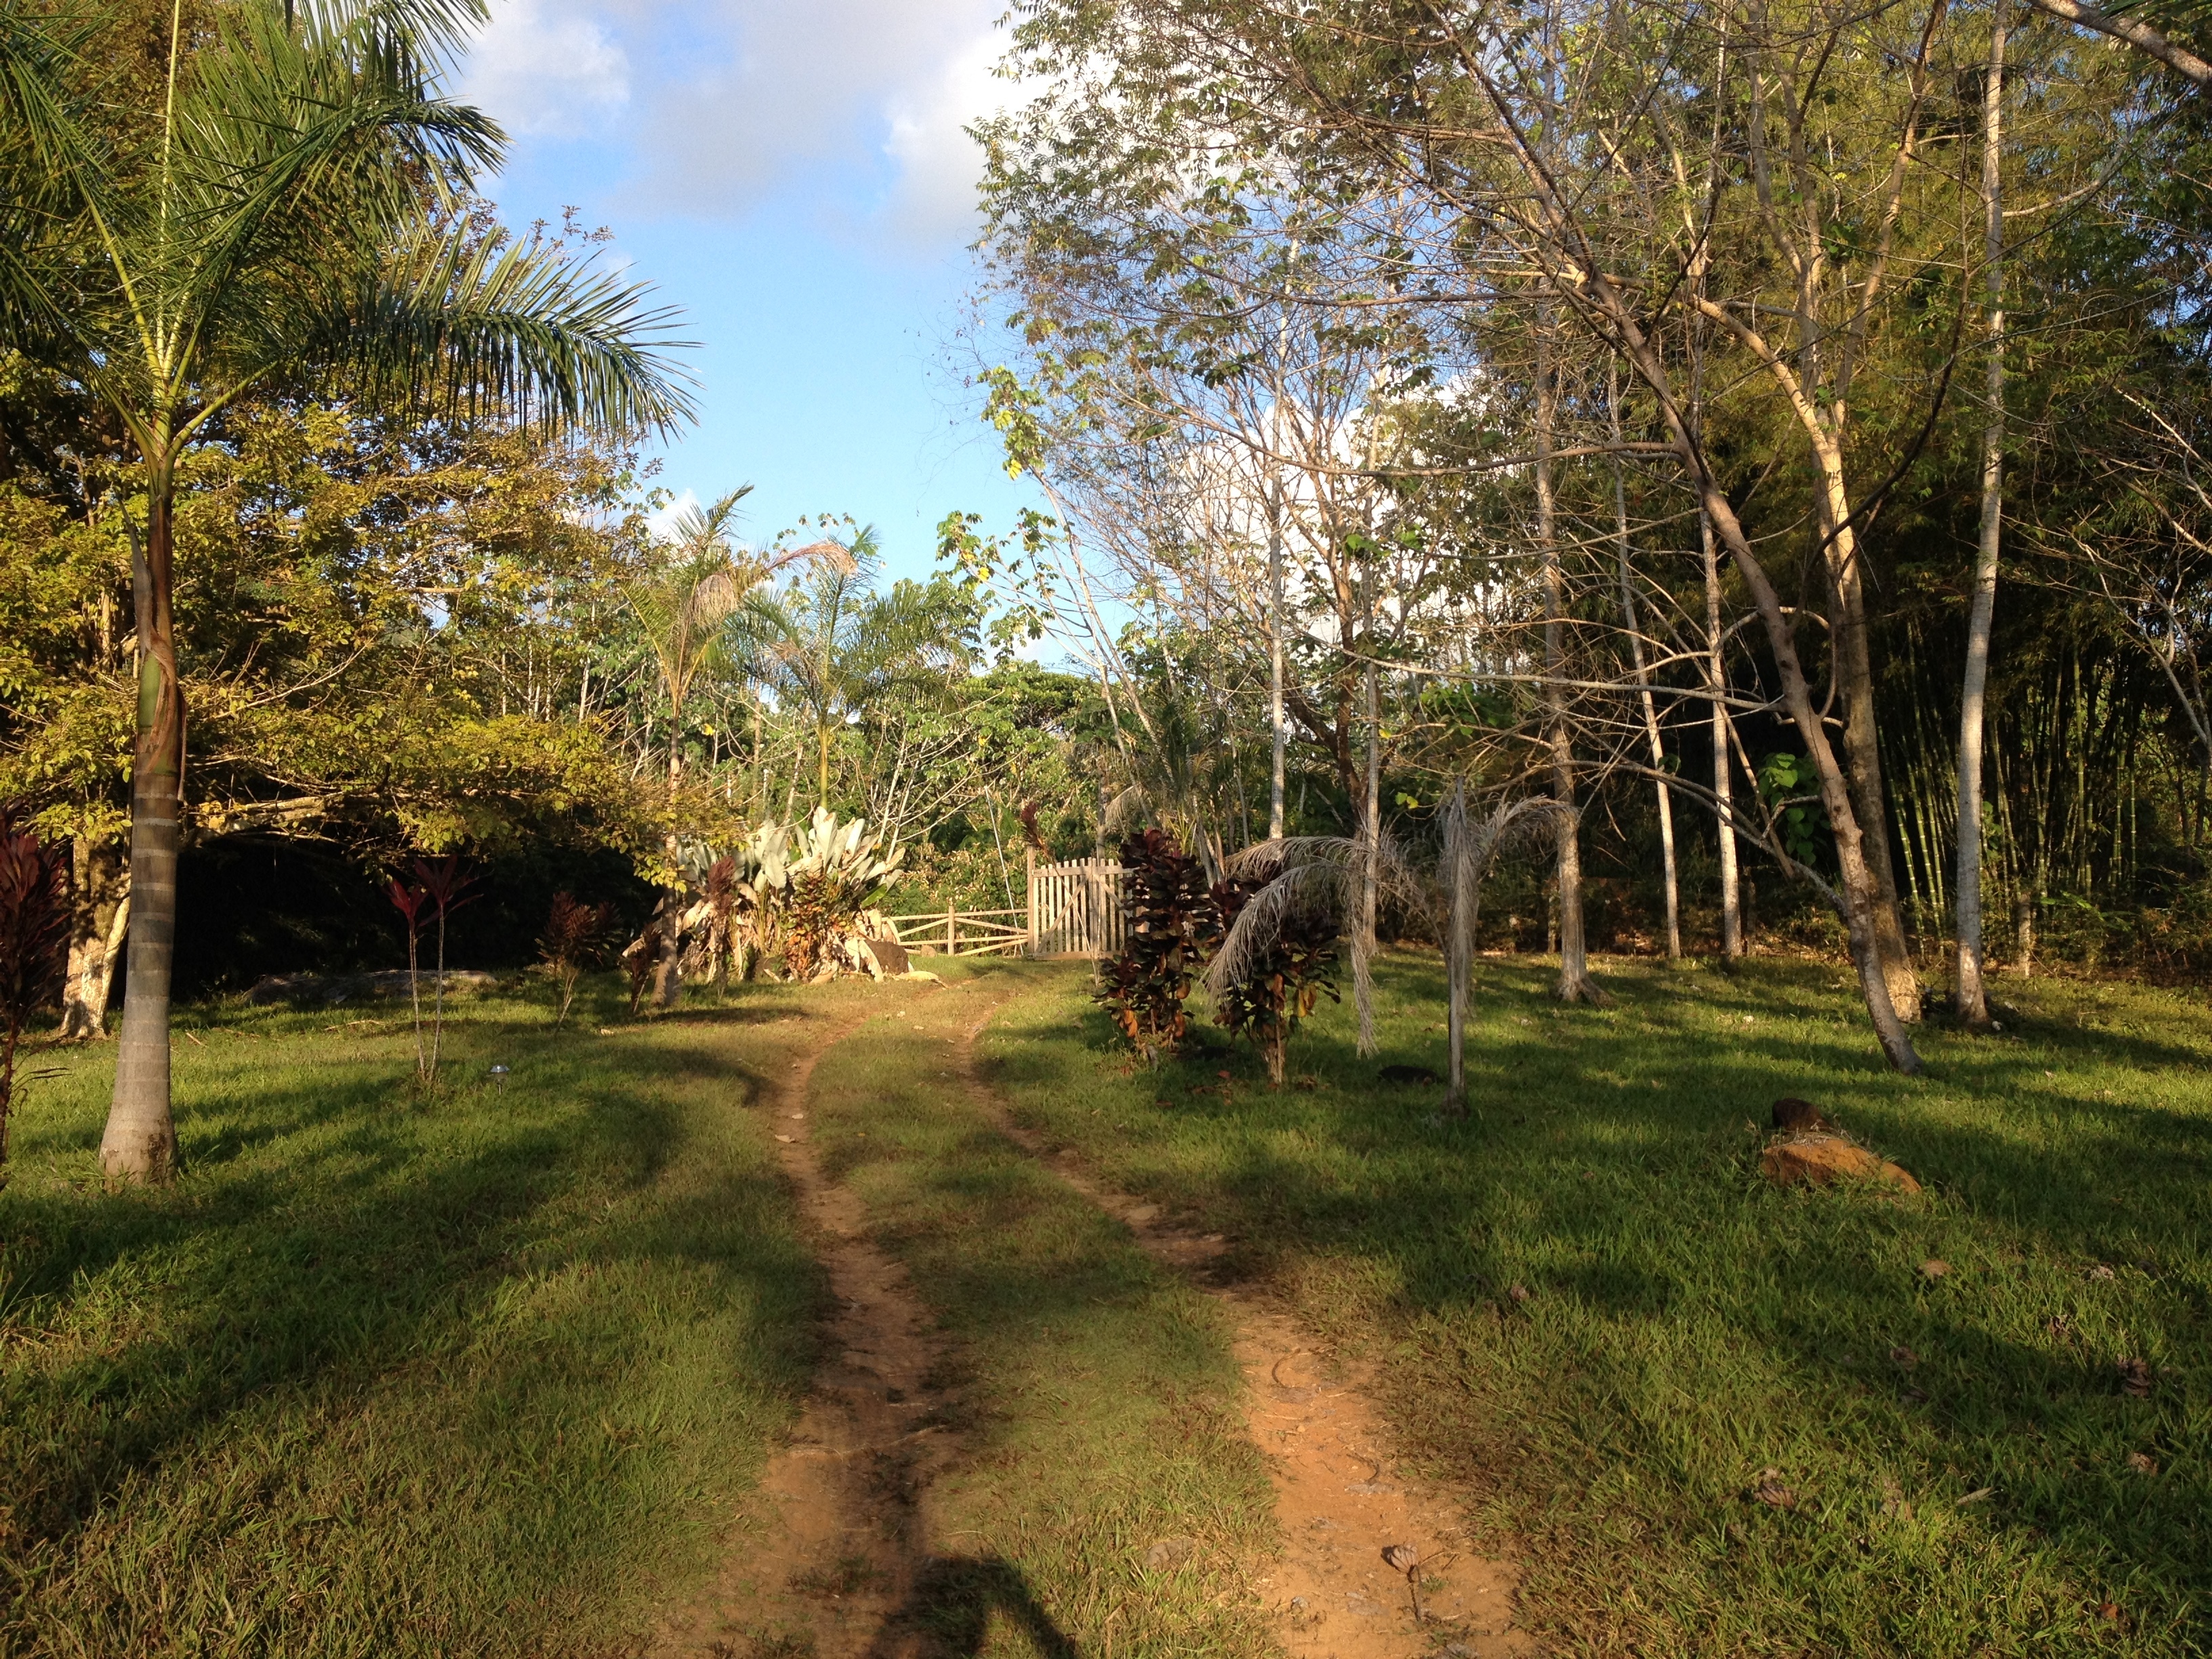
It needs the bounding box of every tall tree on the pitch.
[0,0,692,1181]
[1954,0,2009,1028]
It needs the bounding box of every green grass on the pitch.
[0,975,861,1658]
[978,951,2212,1658]
[804,962,1276,1658]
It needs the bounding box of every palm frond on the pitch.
[304,223,696,436]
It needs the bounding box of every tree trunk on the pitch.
[1539,331,1600,1002]
[1826,519,1921,1019]
[1704,510,1743,960]
[1446,784,1472,1115]
[655,736,684,1010]
[58,838,129,1040]
[1955,0,2007,1030]
[1354,657,1380,1056]
[1612,378,1679,959]
[101,460,183,1183]
[1599,306,1919,1069]
[1269,477,1288,840]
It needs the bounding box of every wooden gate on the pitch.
[1027,855,1128,958]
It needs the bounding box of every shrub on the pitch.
[1096,830,1221,1062]
[539,893,617,1027]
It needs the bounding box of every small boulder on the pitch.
[861,937,911,979]
[1143,1535,1196,1570]
[1762,1134,1921,1194]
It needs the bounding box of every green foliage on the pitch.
[1095,829,1220,1059]
[1757,752,1830,869]
[1209,873,1340,1084]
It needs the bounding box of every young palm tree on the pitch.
[0,0,694,1182]
[764,532,952,810]
[623,491,839,1007]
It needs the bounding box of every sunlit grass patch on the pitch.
[979,952,2211,1657]
[1,975,851,1658]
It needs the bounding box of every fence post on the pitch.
[946,903,957,957]
[1025,848,1037,956]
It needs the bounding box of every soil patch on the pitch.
[652,1013,975,1659]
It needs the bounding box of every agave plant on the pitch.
[718,810,902,981]
[779,809,905,980]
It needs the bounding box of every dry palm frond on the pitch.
[1208,831,1427,1052]
[1441,787,1573,1111]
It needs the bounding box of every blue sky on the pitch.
[457,0,1038,583]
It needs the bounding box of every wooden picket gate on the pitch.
[886,854,1129,959]
[1025,855,1128,958]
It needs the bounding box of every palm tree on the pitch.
[0,0,694,1182]
[764,532,956,810]
[623,490,840,1006]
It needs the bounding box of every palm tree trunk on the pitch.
[655,741,684,1010]
[1955,0,2007,1030]
[100,458,182,1185]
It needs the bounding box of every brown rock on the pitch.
[1761,1134,1921,1194]
[859,937,910,979]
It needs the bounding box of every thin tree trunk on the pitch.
[1955,0,2007,1030]
[1269,479,1288,840]
[1539,329,1599,1002]
[655,729,685,1010]
[101,459,182,1184]
[1355,651,1380,1056]
[430,907,447,1082]
[1591,299,1919,1069]
[1446,783,1472,1115]
[1612,374,1679,959]
[1704,510,1743,959]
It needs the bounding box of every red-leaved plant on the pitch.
[385,855,476,1088]
[0,811,70,1184]
[539,892,617,1027]
[1095,830,1221,1065]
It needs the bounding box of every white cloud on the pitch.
[455,0,1010,242]
[880,28,1009,243]
[646,488,701,541]
[462,0,630,140]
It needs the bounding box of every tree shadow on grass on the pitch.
[866,1555,1080,1658]
[0,1008,819,1601]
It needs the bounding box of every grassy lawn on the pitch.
[0,976,860,1658]
[979,951,2211,1658]
[804,964,1277,1658]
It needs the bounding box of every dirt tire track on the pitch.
[950,1000,1536,1659]
[652,995,1006,1659]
